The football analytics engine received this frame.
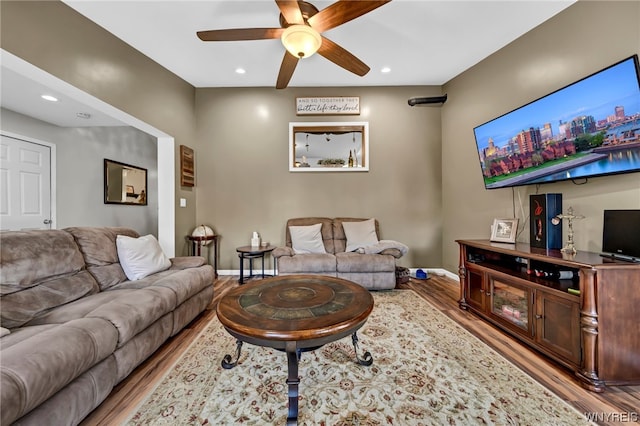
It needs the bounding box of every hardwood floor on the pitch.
[82,275,639,425]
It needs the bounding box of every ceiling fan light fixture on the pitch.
[281,24,322,59]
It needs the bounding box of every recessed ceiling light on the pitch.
[381,67,391,73]
[235,68,246,74]
[41,94,58,102]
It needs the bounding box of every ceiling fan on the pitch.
[196,0,391,89]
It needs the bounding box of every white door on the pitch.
[0,134,52,230]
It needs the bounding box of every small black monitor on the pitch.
[602,210,640,262]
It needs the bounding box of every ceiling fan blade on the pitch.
[308,0,391,33]
[197,28,284,41]
[318,37,370,76]
[275,0,304,25]
[276,52,299,89]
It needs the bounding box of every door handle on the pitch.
[43,219,52,225]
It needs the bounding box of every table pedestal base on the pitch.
[285,342,300,426]
[221,333,372,425]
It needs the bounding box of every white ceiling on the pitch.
[1,0,575,127]
[63,0,576,88]
[1,67,126,127]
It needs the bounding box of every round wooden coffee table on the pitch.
[216,274,374,425]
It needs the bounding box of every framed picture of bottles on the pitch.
[289,122,369,172]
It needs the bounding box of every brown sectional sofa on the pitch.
[0,227,214,425]
[273,217,405,290]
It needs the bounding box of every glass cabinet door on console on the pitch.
[488,277,533,337]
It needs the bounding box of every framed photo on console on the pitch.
[490,218,519,243]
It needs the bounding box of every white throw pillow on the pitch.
[116,234,171,281]
[343,218,379,252]
[0,327,10,338]
[289,223,326,254]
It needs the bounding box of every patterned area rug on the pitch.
[126,290,593,425]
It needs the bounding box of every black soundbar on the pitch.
[600,253,640,263]
[408,94,447,106]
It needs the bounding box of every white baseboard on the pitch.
[217,268,459,282]
[409,268,459,282]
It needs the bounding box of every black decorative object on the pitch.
[408,94,447,106]
[529,193,563,249]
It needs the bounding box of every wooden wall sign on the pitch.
[180,145,195,187]
[296,96,360,115]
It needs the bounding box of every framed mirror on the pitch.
[289,121,369,172]
[104,159,148,205]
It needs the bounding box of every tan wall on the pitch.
[195,86,443,269]
[0,0,197,254]
[441,1,640,272]
[5,1,637,272]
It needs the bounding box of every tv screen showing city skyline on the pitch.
[473,55,640,190]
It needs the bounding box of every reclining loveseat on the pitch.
[0,227,214,425]
[272,217,407,290]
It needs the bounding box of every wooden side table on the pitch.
[236,245,275,284]
[187,234,218,278]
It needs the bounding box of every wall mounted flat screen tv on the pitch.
[601,210,640,262]
[473,55,640,190]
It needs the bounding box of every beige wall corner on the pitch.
[441,1,640,273]
[0,0,197,254]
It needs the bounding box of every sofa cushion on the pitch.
[112,313,173,382]
[24,290,137,326]
[333,217,381,253]
[108,266,214,308]
[342,218,379,252]
[24,288,175,347]
[0,318,118,425]
[116,234,171,280]
[0,230,86,294]
[272,246,294,258]
[13,355,118,426]
[336,252,396,273]
[86,287,176,347]
[0,270,99,329]
[277,253,337,274]
[337,271,396,290]
[289,223,327,254]
[64,227,139,291]
[0,324,58,350]
[0,230,100,328]
[285,217,335,254]
[169,256,206,270]
[172,286,214,336]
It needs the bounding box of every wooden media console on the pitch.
[457,239,640,392]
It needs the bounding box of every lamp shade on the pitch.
[281,24,322,58]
